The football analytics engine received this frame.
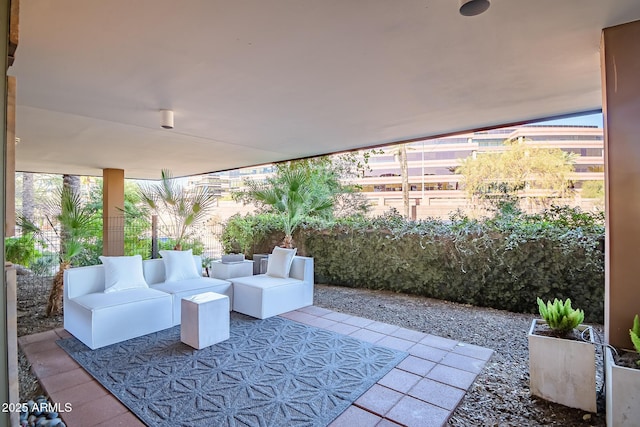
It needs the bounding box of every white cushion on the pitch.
[159,249,201,282]
[232,274,303,288]
[99,255,149,293]
[152,277,231,295]
[266,247,297,278]
[73,288,168,310]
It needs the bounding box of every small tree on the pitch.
[137,169,217,250]
[234,161,335,248]
[318,152,374,217]
[581,180,604,208]
[457,138,575,212]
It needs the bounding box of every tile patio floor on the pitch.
[19,305,494,427]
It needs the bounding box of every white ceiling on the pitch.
[10,0,640,179]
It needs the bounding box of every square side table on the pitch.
[181,292,229,349]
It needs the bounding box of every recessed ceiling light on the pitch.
[459,0,490,17]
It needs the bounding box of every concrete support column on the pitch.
[102,168,125,256]
[5,75,13,236]
[601,20,640,348]
[1,1,11,425]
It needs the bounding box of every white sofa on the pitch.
[63,255,232,350]
[232,256,314,319]
[143,258,233,326]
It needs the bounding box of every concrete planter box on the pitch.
[528,319,596,412]
[605,347,640,426]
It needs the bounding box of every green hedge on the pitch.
[223,208,605,323]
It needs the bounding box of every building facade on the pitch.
[359,125,604,218]
[191,125,604,220]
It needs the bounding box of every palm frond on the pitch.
[137,170,218,245]
[17,214,41,235]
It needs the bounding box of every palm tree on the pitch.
[398,144,410,218]
[137,169,217,250]
[391,144,410,218]
[243,165,334,248]
[18,184,98,316]
[21,172,34,222]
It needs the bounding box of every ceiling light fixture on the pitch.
[160,109,174,129]
[459,0,490,16]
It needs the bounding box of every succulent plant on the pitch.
[537,297,584,335]
[630,314,640,365]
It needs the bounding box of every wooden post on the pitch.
[102,169,125,256]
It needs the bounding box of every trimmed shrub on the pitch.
[5,233,42,267]
[223,207,605,322]
[221,213,283,257]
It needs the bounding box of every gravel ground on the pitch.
[314,284,606,427]
[17,275,607,426]
[17,274,62,403]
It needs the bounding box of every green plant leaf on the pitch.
[630,314,640,354]
[535,297,584,333]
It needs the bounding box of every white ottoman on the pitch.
[211,260,254,280]
[180,292,229,349]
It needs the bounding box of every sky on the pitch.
[536,112,603,128]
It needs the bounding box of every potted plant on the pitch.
[528,297,596,412]
[605,314,640,426]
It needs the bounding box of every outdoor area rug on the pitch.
[57,312,408,426]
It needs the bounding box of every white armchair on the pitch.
[231,256,314,319]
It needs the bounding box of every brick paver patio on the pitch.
[19,306,494,427]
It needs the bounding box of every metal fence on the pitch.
[9,216,225,295]
[6,217,228,300]
[101,216,225,262]
[11,216,225,329]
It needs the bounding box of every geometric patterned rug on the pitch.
[57,312,407,427]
